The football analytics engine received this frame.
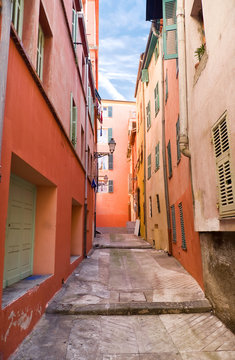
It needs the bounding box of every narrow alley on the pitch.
[10,230,235,359]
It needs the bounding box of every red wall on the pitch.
[0,37,94,360]
[165,60,204,289]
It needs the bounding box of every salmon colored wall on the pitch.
[165,59,204,289]
[0,35,94,359]
[97,101,135,228]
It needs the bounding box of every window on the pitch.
[36,25,45,80]
[212,113,235,217]
[98,181,108,193]
[98,156,108,170]
[149,197,152,218]
[167,140,172,178]
[191,0,205,45]
[108,128,113,142]
[154,83,160,116]
[147,154,151,179]
[72,6,77,47]
[11,0,24,39]
[163,0,178,60]
[97,128,112,144]
[88,87,94,128]
[165,70,168,103]
[156,194,161,213]
[171,205,176,243]
[70,93,77,148]
[108,180,113,193]
[108,154,113,170]
[155,142,160,171]
[176,116,181,163]
[178,202,186,250]
[81,126,84,161]
[103,106,113,118]
[146,101,151,130]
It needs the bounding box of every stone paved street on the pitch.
[10,233,235,359]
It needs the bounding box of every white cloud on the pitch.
[99,72,126,101]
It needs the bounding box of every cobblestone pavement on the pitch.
[10,232,235,359]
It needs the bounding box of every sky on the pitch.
[98,0,151,102]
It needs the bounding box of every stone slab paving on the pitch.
[93,233,152,249]
[10,313,235,359]
[47,248,210,315]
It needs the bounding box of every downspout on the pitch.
[142,79,147,242]
[0,0,12,182]
[160,37,172,255]
[83,56,89,258]
[177,0,191,158]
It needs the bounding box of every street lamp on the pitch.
[94,137,116,158]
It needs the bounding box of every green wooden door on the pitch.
[3,175,36,288]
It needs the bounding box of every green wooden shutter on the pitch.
[146,101,151,130]
[171,205,177,243]
[155,83,160,115]
[108,180,113,193]
[167,140,172,178]
[70,93,77,148]
[155,142,160,170]
[165,70,168,103]
[178,202,186,249]
[108,106,113,117]
[141,69,149,83]
[176,116,181,163]
[108,154,113,170]
[72,8,77,47]
[163,0,178,60]
[108,128,112,142]
[147,154,151,179]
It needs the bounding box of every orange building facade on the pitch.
[96,100,136,228]
[0,1,98,358]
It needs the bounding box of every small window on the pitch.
[171,205,176,243]
[70,93,77,148]
[155,142,160,171]
[97,128,108,144]
[154,83,160,116]
[146,101,151,130]
[156,194,161,213]
[212,113,235,217]
[147,154,151,180]
[11,0,24,39]
[176,116,181,163]
[167,140,172,178]
[149,196,152,218]
[36,25,45,80]
[103,106,113,118]
[98,155,108,170]
[178,202,186,250]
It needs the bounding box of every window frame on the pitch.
[36,24,45,81]
[11,0,24,39]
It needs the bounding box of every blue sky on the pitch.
[98,0,151,101]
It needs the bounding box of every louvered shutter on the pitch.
[108,106,113,117]
[148,154,151,179]
[108,180,113,193]
[108,128,112,142]
[72,8,77,47]
[108,154,113,170]
[171,205,176,243]
[167,140,172,178]
[163,0,178,60]
[212,115,235,216]
[178,202,186,249]
[141,69,149,83]
[155,142,160,170]
[176,116,181,162]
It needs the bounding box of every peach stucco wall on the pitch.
[97,100,136,227]
[185,0,235,232]
[165,59,203,289]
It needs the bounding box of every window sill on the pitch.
[2,274,52,309]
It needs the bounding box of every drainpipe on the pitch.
[83,56,89,258]
[160,37,172,255]
[0,0,12,182]
[141,79,147,242]
[177,0,191,158]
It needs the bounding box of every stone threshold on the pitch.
[46,299,212,316]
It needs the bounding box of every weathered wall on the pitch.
[200,232,235,332]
